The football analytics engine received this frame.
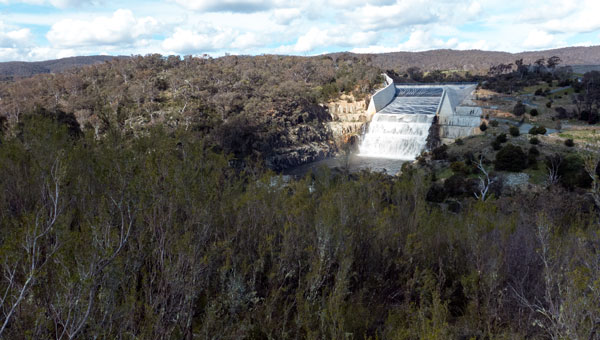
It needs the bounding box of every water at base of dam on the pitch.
[283,154,406,177]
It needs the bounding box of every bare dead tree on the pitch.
[545,154,562,187]
[510,216,600,340]
[474,156,496,201]
[583,152,600,210]
[50,197,134,340]
[0,156,64,337]
[510,220,570,340]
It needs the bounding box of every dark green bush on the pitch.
[444,174,467,197]
[509,126,520,137]
[490,120,499,127]
[530,109,539,116]
[426,183,447,202]
[528,146,540,156]
[528,147,539,169]
[479,122,488,131]
[529,126,547,135]
[491,140,502,150]
[564,138,575,147]
[455,138,464,145]
[530,137,540,144]
[432,144,448,160]
[513,101,527,116]
[495,144,527,172]
[496,133,507,143]
[450,161,470,175]
[556,154,592,189]
[546,101,552,108]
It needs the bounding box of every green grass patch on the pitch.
[523,167,547,185]
[520,83,546,95]
[437,167,454,180]
[550,88,573,97]
[558,130,600,144]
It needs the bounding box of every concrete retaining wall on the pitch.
[366,74,395,118]
[438,115,482,127]
[440,126,478,139]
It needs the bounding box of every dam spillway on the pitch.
[359,87,442,159]
[360,81,482,160]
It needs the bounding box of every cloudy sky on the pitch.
[1,0,599,61]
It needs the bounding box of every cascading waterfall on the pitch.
[359,113,435,159]
[359,86,443,160]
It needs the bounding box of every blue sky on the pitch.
[0,0,599,61]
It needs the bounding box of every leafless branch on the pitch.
[474,156,496,201]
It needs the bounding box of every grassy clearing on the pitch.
[437,167,453,180]
[523,167,547,185]
[520,82,546,95]
[558,129,600,144]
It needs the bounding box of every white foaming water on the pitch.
[359,113,435,160]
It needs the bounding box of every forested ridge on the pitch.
[0,117,599,339]
[0,54,381,170]
[3,45,600,80]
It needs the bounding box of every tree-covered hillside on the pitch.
[0,54,381,170]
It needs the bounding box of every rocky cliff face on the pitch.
[326,94,369,141]
[267,95,371,170]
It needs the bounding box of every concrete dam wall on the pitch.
[361,79,482,160]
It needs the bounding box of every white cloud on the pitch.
[172,0,274,12]
[346,1,438,31]
[523,29,555,49]
[46,9,159,47]
[0,28,33,48]
[277,27,377,54]
[466,1,482,16]
[0,0,98,8]
[162,27,240,53]
[518,0,577,22]
[351,29,491,54]
[516,0,600,34]
[0,22,34,60]
[271,8,301,25]
[231,32,262,49]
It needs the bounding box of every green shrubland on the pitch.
[0,116,598,339]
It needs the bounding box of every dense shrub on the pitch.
[455,138,464,145]
[491,140,502,150]
[530,108,539,116]
[495,144,527,172]
[496,133,507,143]
[450,161,470,175]
[528,146,540,156]
[426,183,447,202]
[432,144,448,160]
[564,138,575,147]
[444,174,468,197]
[528,146,539,169]
[513,101,527,116]
[480,122,488,131]
[509,126,520,137]
[529,137,540,144]
[546,101,553,108]
[529,126,547,135]
[557,154,592,189]
[490,120,499,127]
[555,107,568,119]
